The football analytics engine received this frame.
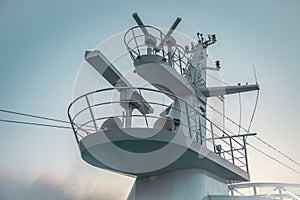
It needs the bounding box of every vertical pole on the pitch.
[243,136,249,173]
[125,107,133,128]
[198,118,202,144]
[167,45,173,67]
[85,95,98,132]
[230,188,234,196]
[278,187,283,200]
[139,89,149,128]
[132,29,141,55]
[185,103,192,138]
[179,51,183,75]
[68,111,80,144]
[122,111,125,126]
[210,122,216,152]
[253,186,257,196]
[147,47,152,55]
[123,88,133,128]
[229,137,235,165]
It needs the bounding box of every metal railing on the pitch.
[123,25,190,75]
[229,183,300,200]
[68,87,252,172]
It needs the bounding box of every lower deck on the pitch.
[79,128,250,181]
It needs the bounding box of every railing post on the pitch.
[199,119,202,144]
[139,89,149,128]
[125,107,133,128]
[243,136,249,173]
[185,103,192,138]
[85,95,98,132]
[210,122,216,152]
[229,136,235,165]
[131,29,141,55]
[68,112,80,144]
[278,187,283,200]
[178,51,183,75]
[230,187,234,196]
[253,186,257,196]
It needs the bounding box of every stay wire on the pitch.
[207,100,300,169]
[247,65,260,133]
[0,118,72,129]
[206,73,230,86]
[207,112,300,174]
[207,67,300,172]
[0,109,70,124]
[254,135,300,167]
[2,106,300,173]
[207,67,298,168]
[0,108,97,131]
[247,89,259,133]
[206,110,300,174]
[238,93,242,134]
[247,142,300,175]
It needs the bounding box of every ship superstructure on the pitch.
[68,13,263,200]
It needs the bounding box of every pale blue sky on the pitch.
[1,0,300,199]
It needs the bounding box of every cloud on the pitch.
[0,173,73,200]
[0,170,134,200]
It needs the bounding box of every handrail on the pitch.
[228,183,300,200]
[123,25,190,75]
[68,87,252,172]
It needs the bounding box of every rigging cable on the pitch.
[207,68,300,172]
[238,92,242,134]
[0,118,71,129]
[247,89,259,134]
[0,109,72,129]
[1,107,300,173]
[205,111,300,174]
[206,69,300,168]
[247,142,300,175]
[206,111,300,174]
[247,64,259,133]
[0,108,94,130]
[0,109,70,124]
[207,101,300,169]
[0,108,72,130]
[255,135,300,167]
[222,96,225,132]
[206,73,230,86]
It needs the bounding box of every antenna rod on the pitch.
[169,17,182,33]
[132,12,149,35]
[158,17,182,49]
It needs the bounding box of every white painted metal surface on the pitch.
[68,12,262,200]
[134,169,228,200]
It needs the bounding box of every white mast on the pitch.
[68,13,260,200]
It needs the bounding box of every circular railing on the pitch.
[123,26,190,75]
[124,25,166,58]
[68,87,251,172]
[68,87,191,140]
